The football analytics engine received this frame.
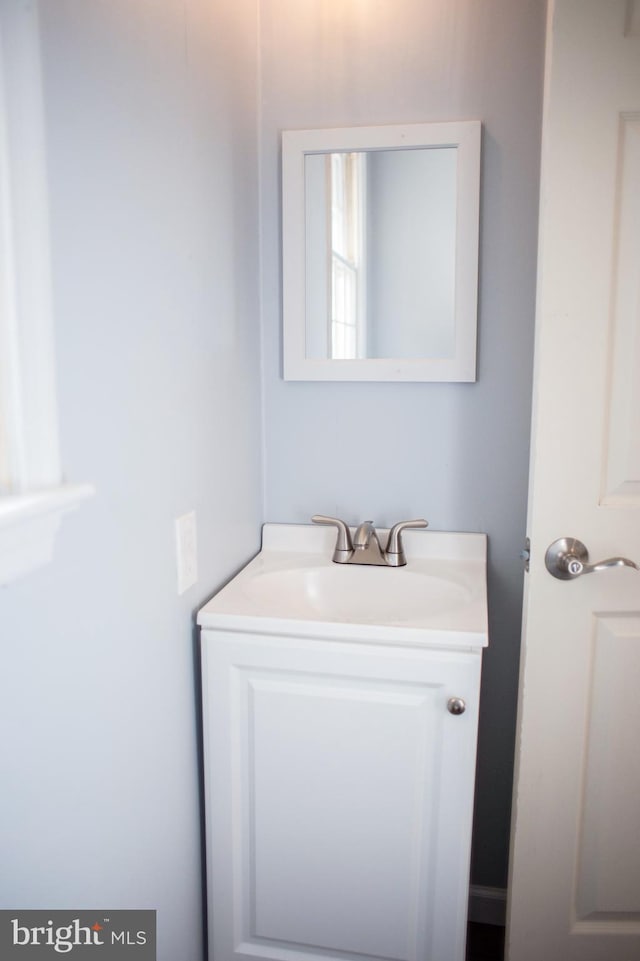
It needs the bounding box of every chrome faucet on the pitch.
[312,515,428,567]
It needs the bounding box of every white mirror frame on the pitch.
[282,120,481,382]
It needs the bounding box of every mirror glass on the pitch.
[282,122,481,382]
[304,147,457,361]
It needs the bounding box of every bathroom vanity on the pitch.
[198,523,488,961]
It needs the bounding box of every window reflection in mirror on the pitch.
[330,152,366,359]
[305,146,457,362]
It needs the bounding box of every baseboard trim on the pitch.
[468,885,507,926]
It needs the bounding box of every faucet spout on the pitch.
[350,521,386,565]
[353,520,375,549]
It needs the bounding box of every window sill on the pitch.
[0,483,95,586]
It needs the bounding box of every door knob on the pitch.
[545,537,639,580]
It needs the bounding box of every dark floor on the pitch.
[466,923,505,961]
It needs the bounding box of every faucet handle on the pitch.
[385,519,428,567]
[311,515,354,563]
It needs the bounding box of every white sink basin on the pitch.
[198,524,488,649]
[244,564,472,624]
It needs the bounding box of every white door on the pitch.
[202,630,481,961]
[508,2,640,960]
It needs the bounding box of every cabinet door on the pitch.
[202,632,481,961]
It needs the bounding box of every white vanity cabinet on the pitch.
[201,630,482,961]
[198,524,487,961]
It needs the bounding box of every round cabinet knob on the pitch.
[447,697,466,716]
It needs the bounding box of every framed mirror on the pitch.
[282,121,481,382]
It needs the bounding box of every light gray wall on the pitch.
[0,2,545,944]
[304,154,331,359]
[367,148,456,358]
[259,0,546,888]
[0,1,261,958]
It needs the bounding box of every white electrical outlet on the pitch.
[176,511,198,595]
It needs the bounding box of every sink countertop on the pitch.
[198,523,488,651]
